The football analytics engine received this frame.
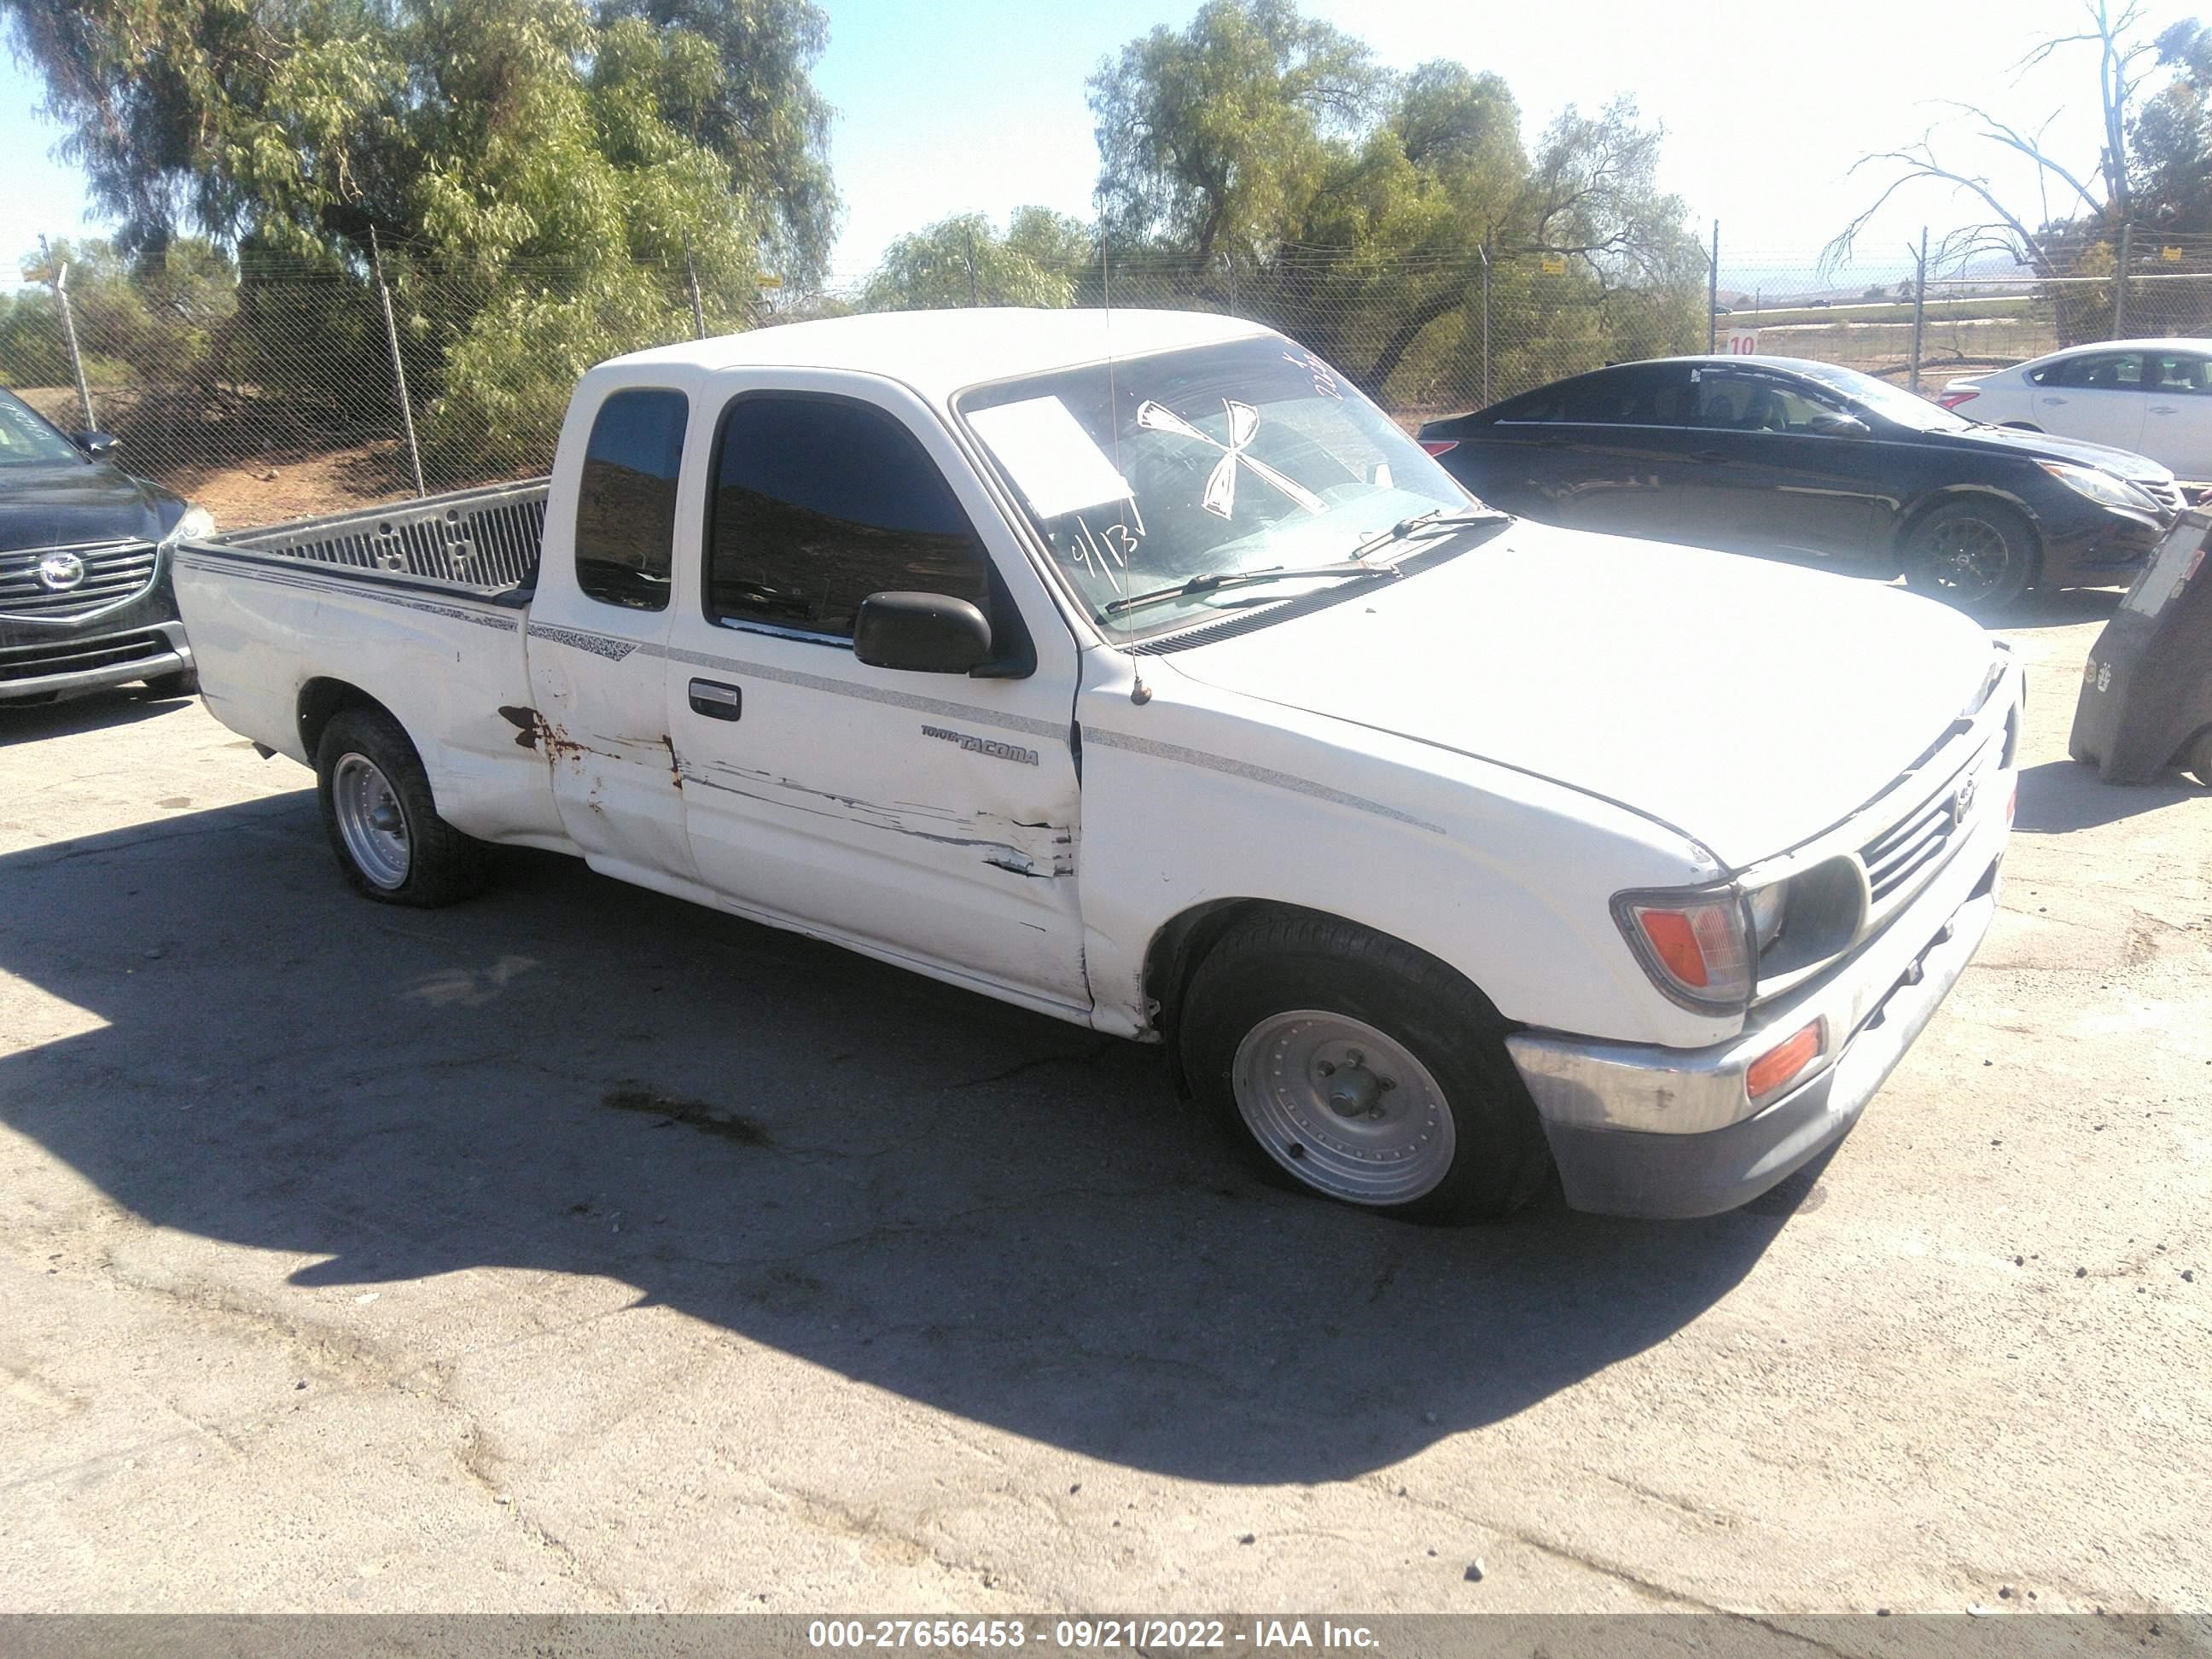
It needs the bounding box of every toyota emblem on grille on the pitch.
[1949,777,1977,827]
[34,550,87,592]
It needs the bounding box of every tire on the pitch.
[143,666,199,698]
[1900,498,2039,614]
[1178,911,1551,1223]
[314,705,492,906]
[2186,728,2212,789]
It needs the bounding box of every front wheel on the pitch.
[1179,912,1551,1223]
[315,705,491,906]
[1901,498,2038,615]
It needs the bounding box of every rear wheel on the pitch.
[1901,498,2038,615]
[1179,912,1551,1223]
[314,705,491,906]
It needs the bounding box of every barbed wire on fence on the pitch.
[4,224,2211,528]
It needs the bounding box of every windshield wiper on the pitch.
[1103,560,1401,618]
[1350,506,1512,561]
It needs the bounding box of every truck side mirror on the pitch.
[853,591,993,674]
[73,430,121,457]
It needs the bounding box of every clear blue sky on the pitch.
[1,0,2140,286]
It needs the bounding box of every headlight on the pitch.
[2037,460,2159,515]
[164,504,216,544]
[1614,885,1755,1011]
[1746,882,1788,952]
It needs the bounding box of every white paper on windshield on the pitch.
[968,396,1134,521]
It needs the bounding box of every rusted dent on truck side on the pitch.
[661,735,684,789]
[685,760,1075,877]
[496,706,539,750]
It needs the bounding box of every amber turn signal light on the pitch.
[1747,1020,1825,1103]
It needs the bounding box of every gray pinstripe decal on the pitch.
[520,620,1068,742]
[175,553,519,632]
[1081,726,1444,834]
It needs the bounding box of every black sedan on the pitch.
[2,387,208,703]
[1417,356,2180,613]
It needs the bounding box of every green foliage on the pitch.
[1,0,835,474]
[1090,0,1382,268]
[859,209,1096,311]
[1086,0,1703,406]
[2135,20,2212,233]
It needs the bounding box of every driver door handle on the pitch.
[688,678,742,720]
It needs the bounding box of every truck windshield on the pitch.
[0,389,86,468]
[955,335,1471,638]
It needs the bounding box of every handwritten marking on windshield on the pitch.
[1285,348,1342,399]
[1070,515,1137,592]
[1134,399,1328,521]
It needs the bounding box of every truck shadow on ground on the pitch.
[0,797,1812,1486]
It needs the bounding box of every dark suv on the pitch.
[1,387,207,703]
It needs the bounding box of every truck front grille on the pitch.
[0,539,160,619]
[1860,791,1959,903]
[1854,734,2003,928]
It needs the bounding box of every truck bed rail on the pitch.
[214,479,549,596]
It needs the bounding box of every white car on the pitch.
[1939,339,2212,480]
[172,308,2021,1223]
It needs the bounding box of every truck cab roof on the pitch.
[608,306,1272,405]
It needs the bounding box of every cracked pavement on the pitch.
[0,589,2207,1615]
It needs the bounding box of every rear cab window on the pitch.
[574,387,688,610]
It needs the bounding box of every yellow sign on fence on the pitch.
[1540,254,1568,276]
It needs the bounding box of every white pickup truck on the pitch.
[175,308,2023,1222]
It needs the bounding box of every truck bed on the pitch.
[217,479,549,595]
[174,477,570,851]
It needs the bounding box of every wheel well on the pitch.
[1891,488,2046,585]
[297,678,399,763]
[1141,899,1510,1075]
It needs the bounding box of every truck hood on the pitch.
[1167,527,1995,868]
[0,462,181,551]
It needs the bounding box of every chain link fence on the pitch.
[4,224,2209,530]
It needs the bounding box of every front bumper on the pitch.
[0,620,192,701]
[2045,504,2165,585]
[1507,775,2011,1219]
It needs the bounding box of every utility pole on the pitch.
[1909,227,1928,393]
[964,222,979,307]
[1478,244,1493,405]
[2114,220,2134,338]
[684,236,706,339]
[370,229,428,499]
[1708,220,1720,353]
[50,261,96,433]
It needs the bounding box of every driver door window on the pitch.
[706,395,991,637]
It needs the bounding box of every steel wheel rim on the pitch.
[1918,515,2011,599]
[1231,1010,1456,1204]
[331,752,410,889]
